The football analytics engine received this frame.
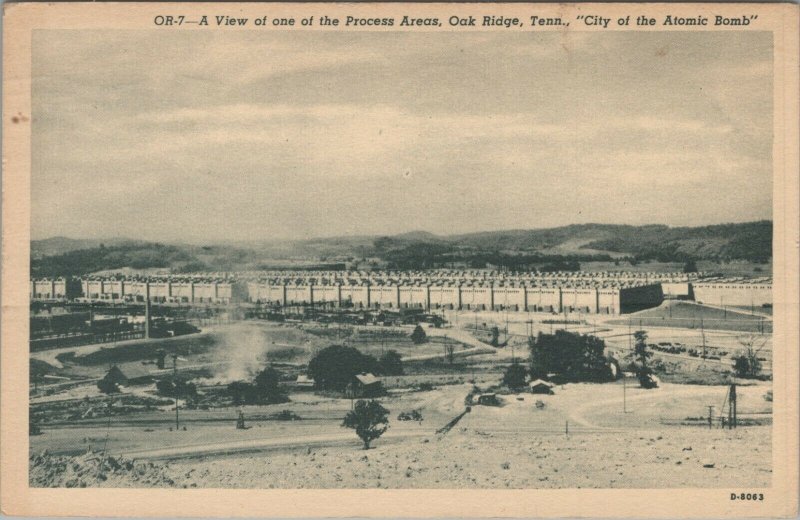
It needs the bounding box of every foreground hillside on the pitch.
[31,423,770,489]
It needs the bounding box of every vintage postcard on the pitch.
[2,2,798,517]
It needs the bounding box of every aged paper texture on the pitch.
[2,2,798,517]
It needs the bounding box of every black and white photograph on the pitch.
[3,3,798,515]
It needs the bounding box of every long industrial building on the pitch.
[246,278,663,314]
[30,276,243,304]
[29,270,772,314]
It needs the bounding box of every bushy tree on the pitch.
[733,353,762,378]
[528,330,611,382]
[226,367,288,405]
[254,366,284,400]
[410,325,427,344]
[378,350,404,376]
[733,335,766,379]
[227,381,256,405]
[97,375,122,394]
[342,399,390,449]
[308,345,379,391]
[503,362,527,391]
[97,365,127,394]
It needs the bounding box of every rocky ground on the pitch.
[29,451,177,488]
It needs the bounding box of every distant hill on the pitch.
[575,221,772,263]
[31,237,108,259]
[30,221,772,276]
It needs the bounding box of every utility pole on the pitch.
[623,373,627,413]
[707,405,714,429]
[628,319,632,352]
[700,318,707,359]
[172,354,179,431]
[729,383,737,429]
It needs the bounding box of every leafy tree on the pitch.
[633,331,656,388]
[341,399,390,449]
[410,325,427,344]
[227,381,256,405]
[378,350,404,376]
[528,330,611,382]
[683,259,699,273]
[254,366,284,400]
[308,345,379,391]
[503,362,528,391]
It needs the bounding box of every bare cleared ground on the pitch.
[30,381,771,489]
[161,427,771,489]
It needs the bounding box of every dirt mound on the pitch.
[29,450,180,488]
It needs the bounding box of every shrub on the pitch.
[156,378,197,399]
[270,410,301,421]
[378,350,404,376]
[410,325,428,344]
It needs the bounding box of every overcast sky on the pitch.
[32,30,772,243]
